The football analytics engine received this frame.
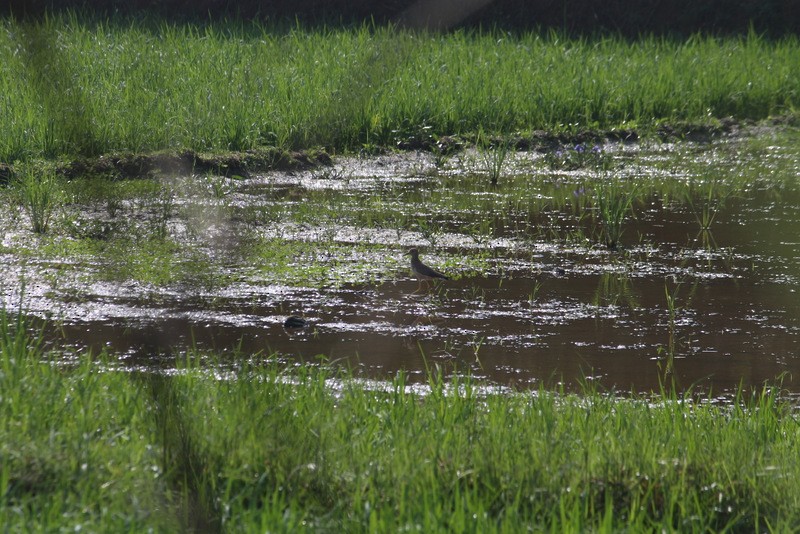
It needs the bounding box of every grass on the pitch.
[591,175,638,249]
[1,13,800,162]
[0,310,178,531]
[660,279,682,374]
[2,311,800,531]
[11,165,63,233]
[544,143,613,172]
[478,131,510,185]
[3,14,800,531]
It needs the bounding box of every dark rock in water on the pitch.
[283,316,307,328]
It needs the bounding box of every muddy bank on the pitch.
[58,146,334,180]
[2,117,777,182]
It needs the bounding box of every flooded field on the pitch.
[3,128,800,394]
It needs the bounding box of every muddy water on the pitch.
[5,131,800,394]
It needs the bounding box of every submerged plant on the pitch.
[14,167,62,234]
[592,271,638,309]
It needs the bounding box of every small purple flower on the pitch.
[574,144,585,153]
[573,187,585,198]
[592,145,602,153]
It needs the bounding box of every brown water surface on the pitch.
[3,131,800,394]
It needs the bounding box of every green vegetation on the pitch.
[12,165,62,233]
[1,12,799,162]
[478,131,510,185]
[2,15,800,530]
[1,131,791,291]
[1,313,799,531]
[591,176,638,249]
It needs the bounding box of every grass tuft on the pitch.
[591,176,638,249]
[12,166,62,234]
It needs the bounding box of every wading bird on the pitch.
[408,248,449,291]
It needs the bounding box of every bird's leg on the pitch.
[413,279,423,294]
[413,278,430,294]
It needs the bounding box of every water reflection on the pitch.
[4,133,800,395]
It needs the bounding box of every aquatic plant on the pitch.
[683,176,733,251]
[415,217,439,247]
[591,176,637,249]
[151,186,175,239]
[592,271,638,309]
[478,132,510,185]
[13,167,62,234]
[659,279,682,375]
[208,176,231,199]
[527,279,543,304]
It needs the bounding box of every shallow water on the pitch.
[4,129,800,394]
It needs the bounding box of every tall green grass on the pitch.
[0,309,180,531]
[3,310,800,531]
[1,13,799,161]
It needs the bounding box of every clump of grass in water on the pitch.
[591,176,637,249]
[659,279,682,375]
[150,186,175,239]
[13,167,62,234]
[478,131,509,185]
[683,176,732,250]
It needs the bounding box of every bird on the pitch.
[283,315,307,328]
[408,248,449,290]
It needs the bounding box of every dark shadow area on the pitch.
[15,21,100,157]
[135,371,223,533]
[4,0,799,36]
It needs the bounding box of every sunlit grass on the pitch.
[0,310,178,531]
[11,166,63,234]
[1,12,799,161]
[2,313,800,531]
[591,176,639,249]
